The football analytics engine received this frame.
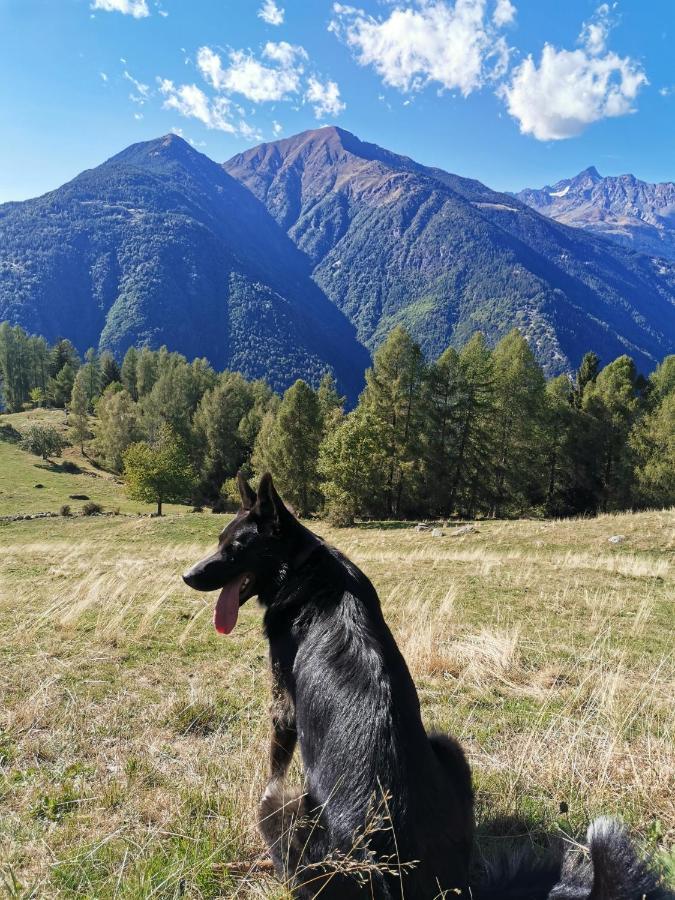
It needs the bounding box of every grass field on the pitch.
[0,415,674,897]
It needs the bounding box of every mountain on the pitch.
[0,134,369,398]
[225,127,675,375]
[516,168,675,262]
[2,130,674,392]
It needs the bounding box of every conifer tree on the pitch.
[319,407,386,525]
[70,369,90,452]
[252,380,323,516]
[583,355,640,510]
[490,329,546,516]
[100,351,121,390]
[96,386,143,472]
[121,346,139,400]
[446,333,495,517]
[360,326,426,517]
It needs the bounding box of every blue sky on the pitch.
[1,0,673,203]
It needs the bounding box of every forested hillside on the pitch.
[0,134,369,399]
[226,127,675,375]
[2,321,672,521]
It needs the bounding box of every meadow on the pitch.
[0,421,673,897]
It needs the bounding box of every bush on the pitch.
[20,424,68,461]
[59,504,72,517]
[82,501,103,516]
[60,460,81,474]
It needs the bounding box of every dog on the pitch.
[183,473,671,900]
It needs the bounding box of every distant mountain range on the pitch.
[516,167,675,262]
[1,128,674,397]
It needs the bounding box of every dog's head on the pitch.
[182,472,318,634]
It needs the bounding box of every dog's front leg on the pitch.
[267,673,297,785]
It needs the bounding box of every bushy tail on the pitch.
[548,817,671,900]
[472,818,672,900]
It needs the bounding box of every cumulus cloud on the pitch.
[159,79,237,133]
[329,0,512,97]
[91,0,149,18]
[500,4,648,140]
[258,0,284,26]
[305,77,346,118]
[159,79,262,139]
[159,36,344,139]
[493,0,516,27]
[196,43,306,102]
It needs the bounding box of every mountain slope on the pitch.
[0,134,369,398]
[225,127,675,375]
[516,168,675,262]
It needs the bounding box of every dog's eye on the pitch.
[231,540,243,551]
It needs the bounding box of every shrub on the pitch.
[59,504,71,517]
[20,424,68,461]
[60,460,81,474]
[82,501,103,516]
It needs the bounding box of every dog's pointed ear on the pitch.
[256,472,291,530]
[237,471,257,510]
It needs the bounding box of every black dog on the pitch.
[183,473,670,900]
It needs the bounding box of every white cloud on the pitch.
[272,120,283,135]
[159,79,261,138]
[100,72,109,82]
[500,5,648,140]
[134,112,144,119]
[124,70,151,103]
[196,43,306,102]
[258,0,284,26]
[493,0,516,27]
[330,0,511,97]
[305,77,346,118]
[91,0,149,18]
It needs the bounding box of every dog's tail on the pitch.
[472,818,671,900]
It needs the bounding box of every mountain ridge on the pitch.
[516,167,675,261]
[0,133,370,399]
[225,127,675,375]
[1,128,674,394]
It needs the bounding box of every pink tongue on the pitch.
[214,574,246,635]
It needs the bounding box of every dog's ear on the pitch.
[237,471,257,510]
[255,473,291,531]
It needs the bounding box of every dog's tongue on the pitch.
[214,574,246,635]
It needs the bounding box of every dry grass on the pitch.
[0,509,673,897]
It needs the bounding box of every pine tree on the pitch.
[422,346,462,516]
[319,407,387,525]
[121,346,139,400]
[95,386,143,471]
[193,372,255,492]
[317,372,344,434]
[252,380,323,516]
[575,351,600,405]
[490,330,546,517]
[82,348,102,411]
[360,326,426,518]
[100,351,121,390]
[446,333,495,517]
[48,363,76,408]
[123,423,196,516]
[629,356,675,508]
[70,369,90,452]
[583,355,640,510]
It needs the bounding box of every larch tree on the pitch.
[252,379,323,517]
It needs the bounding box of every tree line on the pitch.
[1,321,673,521]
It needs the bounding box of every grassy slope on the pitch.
[0,409,186,517]
[0,507,673,897]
